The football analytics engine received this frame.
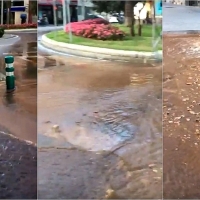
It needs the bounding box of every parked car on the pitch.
[110,13,124,24]
[84,13,106,21]
[84,13,124,24]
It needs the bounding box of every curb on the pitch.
[0,35,20,55]
[5,28,37,32]
[41,34,162,63]
[163,30,200,36]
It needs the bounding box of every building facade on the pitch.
[0,0,37,25]
[165,0,200,6]
[38,0,94,25]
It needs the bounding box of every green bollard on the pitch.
[5,56,15,92]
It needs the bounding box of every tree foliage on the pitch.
[92,0,147,37]
[92,1,125,13]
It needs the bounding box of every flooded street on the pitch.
[38,52,162,198]
[0,32,37,142]
[0,32,37,198]
[163,34,200,199]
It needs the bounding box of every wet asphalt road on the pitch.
[0,32,37,199]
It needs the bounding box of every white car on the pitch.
[109,16,119,23]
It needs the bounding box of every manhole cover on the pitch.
[165,6,174,8]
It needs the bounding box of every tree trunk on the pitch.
[125,1,133,27]
[29,0,37,23]
[124,1,135,36]
[6,0,11,24]
[138,3,145,36]
[130,8,135,36]
[28,1,32,23]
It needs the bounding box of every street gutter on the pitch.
[163,30,200,35]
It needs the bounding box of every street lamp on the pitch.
[1,0,3,24]
[63,0,72,43]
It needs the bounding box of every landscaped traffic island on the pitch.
[0,23,37,31]
[46,19,162,52]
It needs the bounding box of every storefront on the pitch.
[38,0,78,25]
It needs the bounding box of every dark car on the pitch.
[84,13,106,21]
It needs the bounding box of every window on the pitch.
[13,0,24,7]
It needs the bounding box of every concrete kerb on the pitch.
[4,26,63,33]
[41,34,162,63]
[5,28,37,33]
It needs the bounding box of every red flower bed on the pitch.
[0,23,37,29]
[65,19,125,41]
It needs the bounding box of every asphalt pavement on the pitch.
[163,3,200,32]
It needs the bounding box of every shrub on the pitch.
[0,27,4,38]
[65,19,125,41]
[0,23,37,29]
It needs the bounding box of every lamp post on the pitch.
[1,0,3,24]
[53,0,57,38]
[63,0,67,29]
[66,0,72,43]
[81,0,85,20]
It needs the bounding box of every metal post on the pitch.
[1,0,3,24]
[5,56,15,92]
[81,0,85,20]
[53,0,57,38]
[63,0,67,30]
[152,0,155,53]
[66,0,72,43]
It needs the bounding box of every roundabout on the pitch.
[40,34,162,63]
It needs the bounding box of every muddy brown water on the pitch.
[0,33,37,199]
[0,33,37,143]
[38,55,162,199]
[163,35,200,199]
[38,57,162,151]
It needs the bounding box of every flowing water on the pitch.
[38,54,162,199]
[0,33,37,143]
[38,57,162,151]
[0,32,37,199]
